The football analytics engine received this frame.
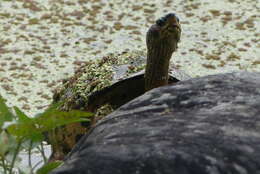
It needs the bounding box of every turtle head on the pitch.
[156,13,181,45]
[156,13,181,33]
[147,13,181,51]
[145,13,181,91]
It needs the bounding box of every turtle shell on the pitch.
[88,66,190,111]
[48,50,190,160]
[54,50,190,112]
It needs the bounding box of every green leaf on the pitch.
[0,95,14,127]
[0,131,18,157]
[25,132,44,143]
[0,131,9,156]
[36,161,63,174]
[36,109,93,131]
[14,106,31,123]
[39,102,61,114]
[7,102,93,141]
[7,119,36,137]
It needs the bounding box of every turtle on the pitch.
[48,13,191,160]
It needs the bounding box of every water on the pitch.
[0,0,259,116]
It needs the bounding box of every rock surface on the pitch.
[51,72,260,174]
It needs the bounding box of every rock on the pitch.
[51,72,260,174]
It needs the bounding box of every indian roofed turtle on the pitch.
[49,13,190,160]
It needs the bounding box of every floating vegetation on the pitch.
[209,10,221,17]
[226,52,241,61]
[205,54,220,61]
[252,61,260,65]
[202,64,216,69]
[28,18,40,25]
[0,0,259,118]
[0,13,11,18]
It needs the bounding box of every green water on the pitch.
[0,0,259,116]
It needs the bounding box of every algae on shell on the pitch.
[53,50,146,111]
[48,50,146,160]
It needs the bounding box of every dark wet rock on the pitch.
[51,71,260,174]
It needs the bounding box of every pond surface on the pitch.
[0,0,259,118]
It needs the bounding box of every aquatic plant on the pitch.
[0,95,92,174]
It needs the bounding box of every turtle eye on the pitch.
[156,18,166,26]
[164,13,180,23]
[156,13,179,27]
[176,16,180,22]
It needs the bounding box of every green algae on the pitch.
[54,50,146,111]
[48,50,146,161]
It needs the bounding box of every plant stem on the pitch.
[32,160,43,171]
[39,142,47,163]
[28,140,32,173]
[9,139,23,174]
[0,157,7,174]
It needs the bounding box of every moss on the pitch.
[48,50,147,161]
[95,104,114,120]
[55,50,146,111]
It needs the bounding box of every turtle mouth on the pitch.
[172,23,180,29]
[166,23,181,33]
[155,13,181,34]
